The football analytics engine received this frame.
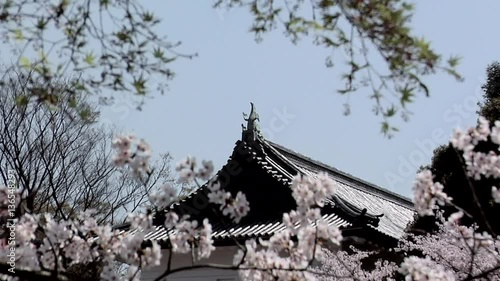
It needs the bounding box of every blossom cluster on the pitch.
[148,183,178,209]
[398,213,500,281]
[111,135,152,176]
[451,117,500,181]
[314,247,397,281]
[399,256,455,281]
[0,208,161,280]
[175,156,214,182]
[234,173,342,281]
[412,170,451,216]
[160,210,214,259]
[207,179,250,223]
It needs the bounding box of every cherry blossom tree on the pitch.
[314,118,500,281]
[400,117,500,280]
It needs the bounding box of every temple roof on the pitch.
[123,104,415,243]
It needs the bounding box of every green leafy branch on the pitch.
[214,0,463,136]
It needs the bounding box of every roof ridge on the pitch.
[264,140,414,209]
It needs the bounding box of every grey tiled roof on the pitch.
[262,140,414,239]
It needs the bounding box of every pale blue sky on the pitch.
[100,1,500,197]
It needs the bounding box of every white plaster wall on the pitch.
[141,246,241,281]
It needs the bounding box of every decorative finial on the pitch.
[241,102,261,142]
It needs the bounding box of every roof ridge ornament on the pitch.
[242,102,262,142]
